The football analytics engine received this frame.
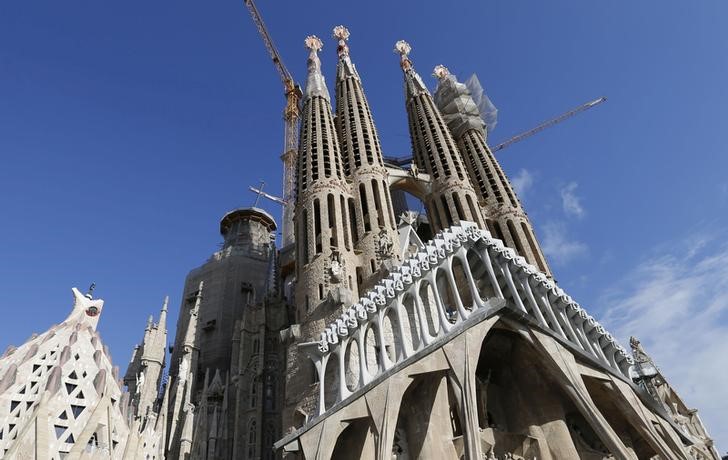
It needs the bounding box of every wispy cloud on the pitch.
[560,182,585,218]
[511,169,533,198]
[599,236,728,450]
[540,221,588,265]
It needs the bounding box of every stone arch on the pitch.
[363,324,380,377]
[344,337,361,393]
[392,373,460,459]
[473,326,610,459]
[323,353,341,411]
[466,248,498,301]
[380,308,398,364]
[401,294,422,355]
[330,419,376,460]
[435,267,459,322]
[418,280,441,338]
[581,375,660,458]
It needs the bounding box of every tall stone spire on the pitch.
[395,40,484,232]
[433,66,552,276]
[294,34,358,321]
[334,26,400,289]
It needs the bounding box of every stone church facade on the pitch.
[0,26,720,460]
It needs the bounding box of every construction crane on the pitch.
[491,96,606,152]
[385,96,607,166]
[244,0,302,246]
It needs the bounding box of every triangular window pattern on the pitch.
[54,425,66,439]
[18,386,25,395]
[26,401,33,410]
[65,383,77,395]
[33,364,40,373]
[65,433,75,444]
[59,410,68,420]
[71,405,85,418]
[68,371,78,380]
[77,390,84,400]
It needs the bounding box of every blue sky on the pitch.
[1,0,727,450]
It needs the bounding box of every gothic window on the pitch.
[264,375,275,412]
[248,420,257,457]
[250,378,258,408]
[252,337,260,355]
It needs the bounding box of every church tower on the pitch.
[294,35,358,322]
[396,40,484,232]
[333,26,400,289]
[433,66,551,276]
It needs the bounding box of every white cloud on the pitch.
[540,221,588,265]
[560,182,585,218]
[511,169,533,198]
[598,237,728,451]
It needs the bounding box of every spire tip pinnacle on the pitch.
[394,40,412,70]
[433,64,450,80]
[304,35,323,52]
[332,25,350,41]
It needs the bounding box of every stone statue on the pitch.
[375,229,394,261]
[329,249,342,283]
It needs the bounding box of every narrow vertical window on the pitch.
[360,184,371,232]
[466,194,480,227]
[440,195,454,227]
[314,199,322,254]
[372,179,385,229]
[340,195,350,250]
[327,193,337,248]
[348,197,359,243]
[453,193,465,223]
[302,209,309,263]
[506,220,525,256]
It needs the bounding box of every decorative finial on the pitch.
[162,295,169,312]
[304,35,323,53]
[394,40,412,70]
[433,64,450,80]
[333,25,350,57]
[85,283,96,300]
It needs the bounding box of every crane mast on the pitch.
[244,0,301,246]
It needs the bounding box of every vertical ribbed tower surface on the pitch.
[333,25,401,289]
[287,34,362,434]
[294,34,358,325]
[433,66,552,276]
[0,288,166,459]
[396,41,485,233]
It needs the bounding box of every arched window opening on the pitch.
[523,222,547,273]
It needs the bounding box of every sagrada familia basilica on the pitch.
[0,25,721,460]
